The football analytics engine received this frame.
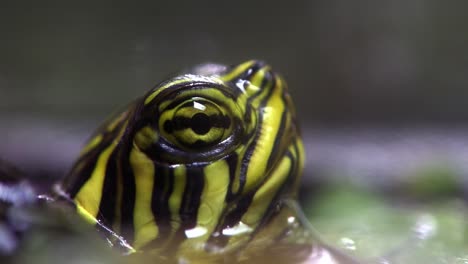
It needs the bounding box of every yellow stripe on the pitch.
[247,67,274,106]
[80,134,103,155]
[168,165,186,230]
[130,147,159,249]
[228,155,292,247]
[78,202,138,255]
[250,66,271,87]
[177,160,229,256]
[245,66,271,97]
[74,142,118,218]
[220,60,256,82]
[106,110,129,132]
[134,126,158,150]
[297,138,305,176]
[76,203,99,225]
[243,79,285,193]
[199,160,229,229]
[144,78,188,105]
[243,155,292,225]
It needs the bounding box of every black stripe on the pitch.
[163,85,236,110]
[225,154,238,202]
[95,149,118,228]
[63,136,111,198]
[287,141,301,194]
[163,114,231,133]
[166,165,204,246]
[179,166,204,228]
[62,115,127,198]
[150,166,174,245]
[243,105,253,130]
[63,153,100,198]
[243,65,274,102]
[119,147,136,244]
[146,82,235,110]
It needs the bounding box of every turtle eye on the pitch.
[159,97,232,149]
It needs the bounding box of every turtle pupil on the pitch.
[191,113,211,135]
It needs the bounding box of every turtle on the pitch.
[0,60,360,264]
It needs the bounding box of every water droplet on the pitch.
[185,226,208,238]
[222,222,253,236]
[339,237,356,251]
[413,213,437,240]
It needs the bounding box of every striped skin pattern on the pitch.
[55,60,309,261]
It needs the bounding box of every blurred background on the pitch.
[0,1,467,263]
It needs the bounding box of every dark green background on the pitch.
[1,1,467,125]
[0,3,466,263]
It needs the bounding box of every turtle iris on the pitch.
[159,98,232,149]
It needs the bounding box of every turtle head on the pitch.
[57,60,305,254]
